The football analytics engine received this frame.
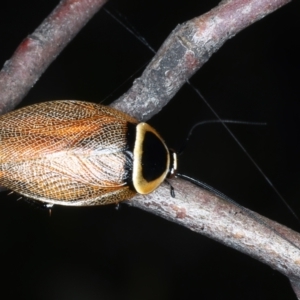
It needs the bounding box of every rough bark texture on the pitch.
[127,179,300,281]
[0,0,107,114]
[112,0,291,121]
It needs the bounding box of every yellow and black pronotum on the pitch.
[0,100,177,205]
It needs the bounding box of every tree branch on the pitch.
[112,0,291,120]
[128,179,300,283]
[0,0,107,114]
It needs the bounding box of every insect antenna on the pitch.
[178,119,266,155]
[100,60,150,104]
[100,6,156,104]
[188,84,300,225]
[103,7,156,55]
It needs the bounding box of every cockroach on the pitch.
[0,100,177,206]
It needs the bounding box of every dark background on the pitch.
[0,0,299,299]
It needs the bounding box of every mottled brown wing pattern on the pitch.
[0,101,138,205]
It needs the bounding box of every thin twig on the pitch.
[0,0,107,114]
[112,0,291,121]
[128,179,300,281]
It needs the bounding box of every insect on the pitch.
[0,100,177,206]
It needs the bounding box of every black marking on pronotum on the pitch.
[132,122,177,195]
[124,120,179,198]
[122,120,176,196]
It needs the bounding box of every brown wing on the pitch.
[0,100,137,205]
